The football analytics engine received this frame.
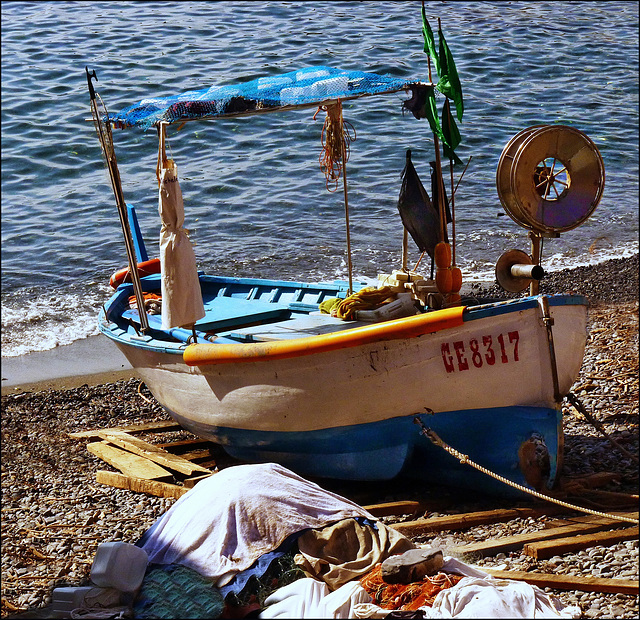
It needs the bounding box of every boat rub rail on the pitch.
[183,306,465,365]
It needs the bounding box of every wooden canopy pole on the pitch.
[401,228,409,271]
[339,102,354,295]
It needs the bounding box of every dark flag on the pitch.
[430,160,452,233]
[398,150,442,258]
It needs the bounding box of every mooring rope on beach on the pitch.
[413,416,639,525]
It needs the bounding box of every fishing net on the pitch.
[359,563,464,611]
[110,66,420,130]
[315,100,356,191]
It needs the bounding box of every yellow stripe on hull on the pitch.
[183,306,465,366]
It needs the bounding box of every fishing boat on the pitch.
[87,57,604,497]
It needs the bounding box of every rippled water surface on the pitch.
[2,1,638,356]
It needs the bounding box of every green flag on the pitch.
[442,98,463,165]
[422,86,445,144]
[421,3,440,77]
[437,25,464,121]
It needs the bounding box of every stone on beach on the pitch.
[381,547,444,583]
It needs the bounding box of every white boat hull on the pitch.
[105,295,587,494]
[116,299,585,431]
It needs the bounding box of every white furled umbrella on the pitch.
[158,124,205,330]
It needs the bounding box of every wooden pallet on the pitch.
[450,512,639,559]
[69,420,224,498]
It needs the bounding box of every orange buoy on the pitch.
[109,258,161,289]
[450,266,462,293]
[435,267,453,294]
[434,242,452,269]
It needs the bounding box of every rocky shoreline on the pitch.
[1,255,638,618]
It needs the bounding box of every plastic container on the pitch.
[51,586,120,618]
[90,542,149,592]
[355,293,418,322]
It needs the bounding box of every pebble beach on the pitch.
[1,255,638,619]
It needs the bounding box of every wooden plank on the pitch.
[193,459,219,470]
[480,569,639,595]
[183,473,214,489]
[545,511,639,529]
[524,526,639,560]
[69,420,181,439]
[97,430,212,476]
[390,506,567,536]
[156,438,212,451]
[455,516,638,558]
[177,449,215,462]
[362,501,427,518]
[560,472,622,490]
[96,470,189,499]
[578,490,640,506]
[87,442,173,481]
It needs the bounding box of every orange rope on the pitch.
[314,101,356,192]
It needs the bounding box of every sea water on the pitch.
[1,1,638,358]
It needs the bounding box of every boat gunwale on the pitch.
[183,304,466,366]
[100,278,588,362]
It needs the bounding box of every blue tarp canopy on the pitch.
[110,66,422,130]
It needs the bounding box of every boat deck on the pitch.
[221,313,370,342]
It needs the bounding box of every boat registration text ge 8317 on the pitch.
[441,331,520,373]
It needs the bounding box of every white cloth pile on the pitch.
[259,558,581,619]
[139,462,377,587]
[139,462,581,618]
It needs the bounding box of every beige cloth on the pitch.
[158,155,205,329]
[294,517,416,590]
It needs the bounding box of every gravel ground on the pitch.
[1,255,637,618]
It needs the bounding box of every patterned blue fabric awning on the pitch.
[110,66,421,130]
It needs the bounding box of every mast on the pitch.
[86,67,149,333]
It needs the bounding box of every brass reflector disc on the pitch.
[496,126,545,230]
[496,125,605,234]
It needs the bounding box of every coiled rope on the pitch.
[333,286,395,320]
[413,416,639,525]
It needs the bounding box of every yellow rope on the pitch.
[334,286,395,320]
[413,417,639,524]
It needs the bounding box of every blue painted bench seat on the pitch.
[195,296,291,331]
[224,313,368,341]
[122,296,291,335]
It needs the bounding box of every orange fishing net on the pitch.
[359,564,464,611]
[314,100,356,192]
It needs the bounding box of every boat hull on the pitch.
[163,404,562,497]
[103,294,587,495]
